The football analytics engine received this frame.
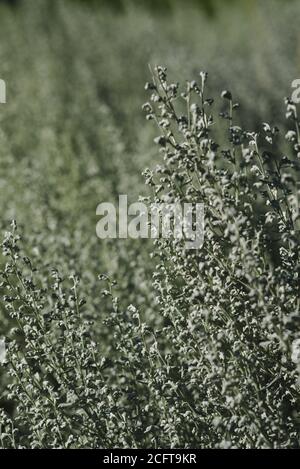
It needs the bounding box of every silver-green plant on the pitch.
[1,66,300,448]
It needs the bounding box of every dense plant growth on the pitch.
[1,65,300,448]
[1,0,300,449]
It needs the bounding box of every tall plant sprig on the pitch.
[0,223,174,448]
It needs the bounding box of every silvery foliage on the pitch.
[1,67,300,448]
